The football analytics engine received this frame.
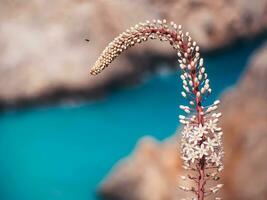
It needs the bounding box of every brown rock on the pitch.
[99,136,187,200]
[97,43,267,200]
[221,42,267,200]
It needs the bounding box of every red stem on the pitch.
[191,59,206,200]
[184,43,205,200]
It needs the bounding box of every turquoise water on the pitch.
[0,39,265,200]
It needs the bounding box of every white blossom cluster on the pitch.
[90,19,224,200]
[180,110,224,169]
[179,110,224,198]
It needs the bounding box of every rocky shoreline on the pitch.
[1,0,267,109]
[97,42,267,200]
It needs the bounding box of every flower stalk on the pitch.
[89,19,224,200]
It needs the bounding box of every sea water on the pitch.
[0,38,265,200]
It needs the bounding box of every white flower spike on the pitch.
[90,19,224,200]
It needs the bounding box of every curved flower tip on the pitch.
[89,19,187,76]
[90,62,102,75]
[90,69,97,76]
[89,63,99,75]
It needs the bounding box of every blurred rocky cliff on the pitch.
[97,42,267,200]
[1,0,267,108]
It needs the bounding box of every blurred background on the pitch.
[0,0,267,200]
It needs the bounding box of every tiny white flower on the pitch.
[214,100,220,105]
[203,137,218,152]
[195,144,208,158]
[182,142,194,153]
[194,124,208,136]
[181,156,189,162]
[182,124,193,137]
[199,58,204,66]
[210,152,222,167]
[180,119,189,125]
[189,152,198,163]
[179,186,186,190]
[206,119,219,133]
[211,187,219,194]
[188,131,202,145]
[179,115,186,119]
[218,166,224,172]
[213,132,223,145]
[182,148,198,164]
